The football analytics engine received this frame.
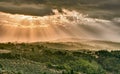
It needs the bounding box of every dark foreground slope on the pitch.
[0,42,120,74]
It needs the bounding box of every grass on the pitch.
[0,42,120,74]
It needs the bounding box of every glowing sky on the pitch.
[0,0,120,42]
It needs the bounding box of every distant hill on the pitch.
[34,38,120,51]
[53,38,87,42]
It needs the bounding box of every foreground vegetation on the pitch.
[0,42,120,74]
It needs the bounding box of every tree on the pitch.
[62,71,65,74]
[70,70,74,74]
[43,72,46,74]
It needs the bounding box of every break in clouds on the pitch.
[0,0,120,42]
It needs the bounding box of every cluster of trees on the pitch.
[0,43,120,74]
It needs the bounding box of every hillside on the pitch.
[40,39,120,51]
[0,42,120,74]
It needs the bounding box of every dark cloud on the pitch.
[0,0,46,4]
[0,2,54,16]
[0,0,119,17]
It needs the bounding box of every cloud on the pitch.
[0,2,54,16]
[0,9,120,42]
[0,0,120,17]
[0,0,120,42]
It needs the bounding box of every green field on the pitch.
[0,42,120,74]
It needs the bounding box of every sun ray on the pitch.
[0,9,120,42]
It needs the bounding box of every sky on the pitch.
[0,0,120,42]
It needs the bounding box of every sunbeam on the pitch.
[0,9,120,42]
